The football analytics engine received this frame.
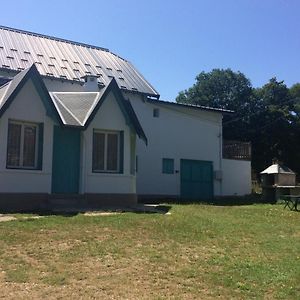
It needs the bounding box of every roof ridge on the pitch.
[0,25,110,53]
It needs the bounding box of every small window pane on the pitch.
[23,125,36,167]
[153,108,160,118]
[93,132,105,170]
[7,123,21,166]
[107,134,118,171]
[162,158,174,174]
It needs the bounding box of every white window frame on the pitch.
[93,130,120,173]
[6,120,39,169]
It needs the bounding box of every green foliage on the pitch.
[176,69,300,176]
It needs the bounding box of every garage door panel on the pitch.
[180,159,213,200]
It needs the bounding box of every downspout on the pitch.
[219,115,223,196]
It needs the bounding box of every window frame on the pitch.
[162,158,175,174]
[6,119,39,170]
[92,129,120,173]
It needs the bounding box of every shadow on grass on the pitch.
[139,193,273,207]
[0,204,172,216]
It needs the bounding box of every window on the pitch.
[93,130,122,173]
[153,108,160,118]
[162,158,174,174]
[7,120,42,169]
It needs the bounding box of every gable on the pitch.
[0,65,60,123]
[0,65,147,144]
[3,79,49,120]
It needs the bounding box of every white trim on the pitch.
[0,81,11,106]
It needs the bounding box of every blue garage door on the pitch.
[180,159,213,200]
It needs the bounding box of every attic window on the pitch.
[48,64,55,67]
[7,56,14,60]
[117,69,122,73]
[96,65,102,69]
[73,61,80,65]
[17,67,25,71]
[2,65,9,68]
[85,71,92,74]
[132,88,138,91]
[0,46,4,49]
[61,66,67,70]
[46,72,53,76]
[35,62,42,65]
[120,86,127,89]
[50,56,56,60]
[37,54,44,57]
[108,75,114,78]
[62,58,68,62]
[10,48,17,52]
[97,73,103,77]
[106,67,112,71]
[60,75,67,79]
[119,77,125,81]
[84,63,91,67]
[153,108,160,118]
[24,51,31,55]
[21,58,28,62]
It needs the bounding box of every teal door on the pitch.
[51,126,80,194]
[180,159,213,200]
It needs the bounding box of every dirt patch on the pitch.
[0,215,16,222]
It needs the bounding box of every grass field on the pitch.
[0,204,299,299]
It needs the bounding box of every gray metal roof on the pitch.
[0,25,159,97]
[147,98,234,114]
[50,92,103,127]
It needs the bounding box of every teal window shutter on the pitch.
[37,123,44,170]
[119,131,124,173]
[162,158,174,174]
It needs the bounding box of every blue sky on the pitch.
[1,0,300,100]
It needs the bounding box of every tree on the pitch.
[176,68,253,111]
[250,78,295,173]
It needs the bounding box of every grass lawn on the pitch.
[0,204,299,299]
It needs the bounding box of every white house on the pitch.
[0,26,251,211]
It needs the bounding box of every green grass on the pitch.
[0,204,299,299]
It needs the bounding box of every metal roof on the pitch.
[147,98,234,114]
[50,92,103,127]
[0,25,159,98]
[260,164,295,175]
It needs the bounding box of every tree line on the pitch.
[176,69,300,178]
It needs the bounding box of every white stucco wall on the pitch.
[0,79,55,193]
[128,94,223,197]
[82,91,136,194]
[222,159,251,196]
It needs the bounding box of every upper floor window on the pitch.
[7,120,43,169]
[93,130,123,173]
[153,108,160,118]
